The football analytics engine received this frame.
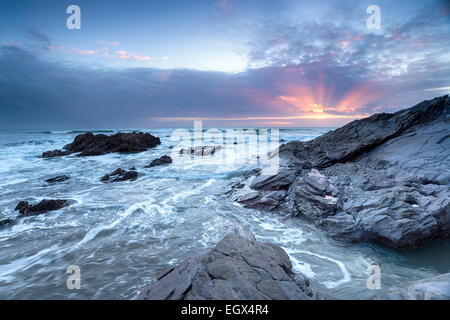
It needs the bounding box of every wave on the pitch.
[67,130,115,134]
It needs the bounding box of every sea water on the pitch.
[0,128,448,299]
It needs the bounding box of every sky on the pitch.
[0,0,449,129]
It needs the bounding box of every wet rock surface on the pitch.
[229,95,450,249]
[45,175,70,184]
[373,273,450,300]
[14,199,69,217]
[145,155,173,168]
[42,132,161,158]
[0,218,15,228]
[179,145,222,156]
[138,233,322,300]
[101,168,138,183]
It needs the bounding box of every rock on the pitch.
[42,132,161,158]
[0,218,15,228]
[101,168,138,182]
[228,95,450,249]
[45,175,70,184]
[145,155,173,168]
[373,273,450,300]
[42,150,71,158]
[14,199,69,217]
[179,145,222,156]
[138,233,322,300]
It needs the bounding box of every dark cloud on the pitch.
[1,0,449,129]
[0,41,448,129]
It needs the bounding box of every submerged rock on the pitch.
[42,132,161,158]
[145,155,173,168]
[45,175,70,184]
[373,273,450,300]
[179,145,222,156]
[229,95,450,250]
[101,168,138,182]
[138,233,322,300]
[0,218,15,228]
[15,199,69,217]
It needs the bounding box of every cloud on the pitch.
[116,50,156,61]
[71,48,96,55]
[26,28,51,45]
[97,40,121,47]
[0,43,448,129]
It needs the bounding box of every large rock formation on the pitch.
[138,233,321,300]
[229,95,450,250]
[373,273,450,300]
[42,132,161,157]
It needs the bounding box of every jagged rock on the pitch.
[138,233,322,300]
[45,175,70,184]
[229,95,450,249]
[42,132,161,158]
[14,199,69,217]
[373,273,450,300]
[101,168,138,182]
[145,155,172,168]
[179,145,222,156]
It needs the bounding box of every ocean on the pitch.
[0,128,447,299]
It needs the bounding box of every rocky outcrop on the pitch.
[45,175,70,184]
[101,168,138,183]
[138,233,321,300]
[42,132,161,158]
[373,273,450,300]
[15,199,69,217]
[229,95,450,249]
[145,155,173,168]
[179,145,222,156]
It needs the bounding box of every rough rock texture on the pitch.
[229,95,450,249]
[14,199,69,217]
[101,168,138,182]
[42,132,161,158]
[179,145,222,156]
[45,175,70,184]
[373,273,450,300]
[145,155,173,168]
[138,234,321,300]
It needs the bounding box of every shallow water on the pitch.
[0,128,448,299]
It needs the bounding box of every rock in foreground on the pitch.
[145,155,173,168]
[138,233,321,300]
[42,132,161,158]
[373,273,450,300]
[15,199,69,217]
[229,95,450,249]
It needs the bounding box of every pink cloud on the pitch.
[116,50,155,61]
[72,48,96,55]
